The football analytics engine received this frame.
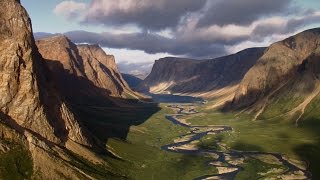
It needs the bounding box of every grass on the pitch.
[294,93,320,179]
[236,158,286,180]
[258,76,316,120]
[259,94,304,120]
[73,102,161,142]
[103,104,219,179]
[100,100,320,179]
[185,102,320,179]
[64,149,124,179]
[197,133,226,151]
[186,110,318,157]
[70,96,320,179]
[107,139,217,180]
[0,141,33,180]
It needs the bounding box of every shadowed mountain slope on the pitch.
[122,73,143,89]
[223,29,320,123]
[0,1,159,179]
[228,28,320,110]
[0,0,92,148]
[138,48,265,104]
[36,36,145,105]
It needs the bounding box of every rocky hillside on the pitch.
[0,0,91,147]
[36,36,144,104]
[224,28,320,122]
[0,1,126,179]
[139,48,265,101]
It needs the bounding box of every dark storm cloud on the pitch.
[35,30,229,58]
[48,0,320,58]
[82,0,207,31]
[197,0,293,27]
[63,31,228,58]
[286,13,320,32]
[251,12,320,42]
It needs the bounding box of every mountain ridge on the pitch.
[228,28,320,110]
[36,35,146,105]
[138,47,266,105]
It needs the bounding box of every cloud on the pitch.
[35,8,320,59]
[53,1,86,21]
[251,11,320,41]
[43,0,320,61]
[61,30,228,58]
[102,47,172,63]
[81,0,207,31]
[117,61,154,76]
[197,0,294,27]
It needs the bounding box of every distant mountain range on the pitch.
[139,28,320,120]
[138,48,265,107]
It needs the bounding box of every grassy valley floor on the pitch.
[102,102,318,179]
[104,104,218,179]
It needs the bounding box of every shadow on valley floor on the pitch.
[293,116,320,180]
[43,59,161,151]
[231,141,264,152]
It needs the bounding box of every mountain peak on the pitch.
[38,35,73,47]
[37,35,144,102]
[0,0,92,145]
[228,28,320,110]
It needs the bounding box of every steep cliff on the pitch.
[254,49,320,122]
[36,36,144,104]
[139,48,265,99]
[77,44,130,97]
[0,0,139,178]
[206,28,320,127]
[0,0,91,146]
[0,0,115,178]
[228,28,320,111]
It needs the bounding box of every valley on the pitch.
[103,98,318,179]
[1,1,320,179]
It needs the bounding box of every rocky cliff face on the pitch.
[0,0,91,146]
[77,44,129,97]
[0,1,132,178]
[0,1,155,179]
[139,48,265,97]
[36,36,144,104]
[228,28,320,110]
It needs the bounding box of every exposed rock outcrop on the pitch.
[0,0,91,148]
[139,48,265,99]
[36,36,145,104]
[228,28,320,110]
[0,1,158,179]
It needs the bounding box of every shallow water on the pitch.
[161,104,312,180]
[146,93,204,103]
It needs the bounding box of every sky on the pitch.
[21,0,320,74]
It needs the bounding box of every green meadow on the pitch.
[99,100,319,179]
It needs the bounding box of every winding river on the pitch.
[161,104,312,180]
